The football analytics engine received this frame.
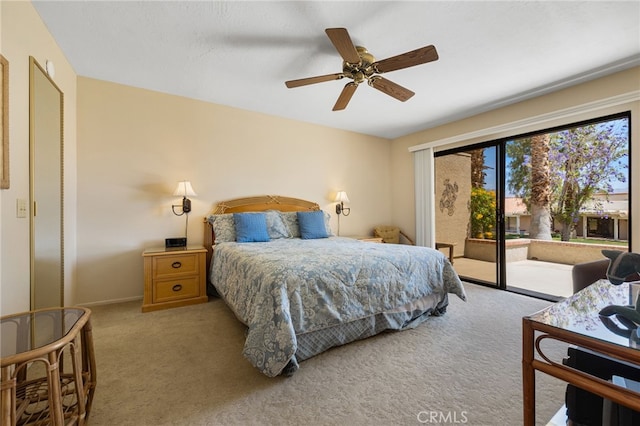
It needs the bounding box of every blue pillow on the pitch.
[234,213,270,243]
[297,211,329,239]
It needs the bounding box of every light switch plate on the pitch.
[17,199,27,218]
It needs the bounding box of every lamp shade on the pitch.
[334,191,350,203]
[173,181,197,197]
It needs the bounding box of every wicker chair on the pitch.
[373,226,415,245]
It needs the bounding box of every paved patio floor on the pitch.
[452,257,574,298]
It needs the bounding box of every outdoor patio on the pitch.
[452,257,574,298]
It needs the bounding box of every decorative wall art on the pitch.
[439,178,458,216]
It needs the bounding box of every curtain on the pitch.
[413,148,435,248]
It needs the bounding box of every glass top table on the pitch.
[1,307,96,426]
[527,279,640,349]
[1,307,87,359]
[522,279,640,426]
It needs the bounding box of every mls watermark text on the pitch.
[416,410,468,424]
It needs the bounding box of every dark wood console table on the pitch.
[522,279,640,425]
[1,307,96,425]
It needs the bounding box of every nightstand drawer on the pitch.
[153,276,200,303]
[154,253,199,278]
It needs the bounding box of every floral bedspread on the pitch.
[211,237,466,376]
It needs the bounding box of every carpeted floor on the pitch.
[86,283,567,425]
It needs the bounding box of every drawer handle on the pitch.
[172,284,182,292]
[171,261,182,269]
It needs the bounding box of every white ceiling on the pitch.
[32,1,640,139]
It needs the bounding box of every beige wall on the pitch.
[76,78,392,305]
[0,1,77,315]
[2,1,639,312]
[390,66,640,253]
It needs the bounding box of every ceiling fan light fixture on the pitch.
[355,46,375,66]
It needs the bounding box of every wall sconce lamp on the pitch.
[172,181,197,241]
[172,181,197,216]
[335,191,351,216]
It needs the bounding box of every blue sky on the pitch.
[482,117,629,195]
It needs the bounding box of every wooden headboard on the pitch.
[203,195,320,284]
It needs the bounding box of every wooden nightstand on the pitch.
[142,246,208,312]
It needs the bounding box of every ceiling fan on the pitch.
[285,28,439,111]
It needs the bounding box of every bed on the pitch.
[204,195,466,377]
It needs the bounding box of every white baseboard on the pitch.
[78,296,143,307]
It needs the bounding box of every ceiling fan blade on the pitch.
[373,45,438,74]
[333,82,358,111]
[285,73,344,88]
[325,28,361,64]
[369,77,415,102]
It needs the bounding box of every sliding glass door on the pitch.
[433,112,630,299]
[434,144,503,288]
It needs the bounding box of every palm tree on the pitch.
[470,149,485,188]
[528,134,553,240]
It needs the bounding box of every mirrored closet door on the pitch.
[30,57,64,309]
